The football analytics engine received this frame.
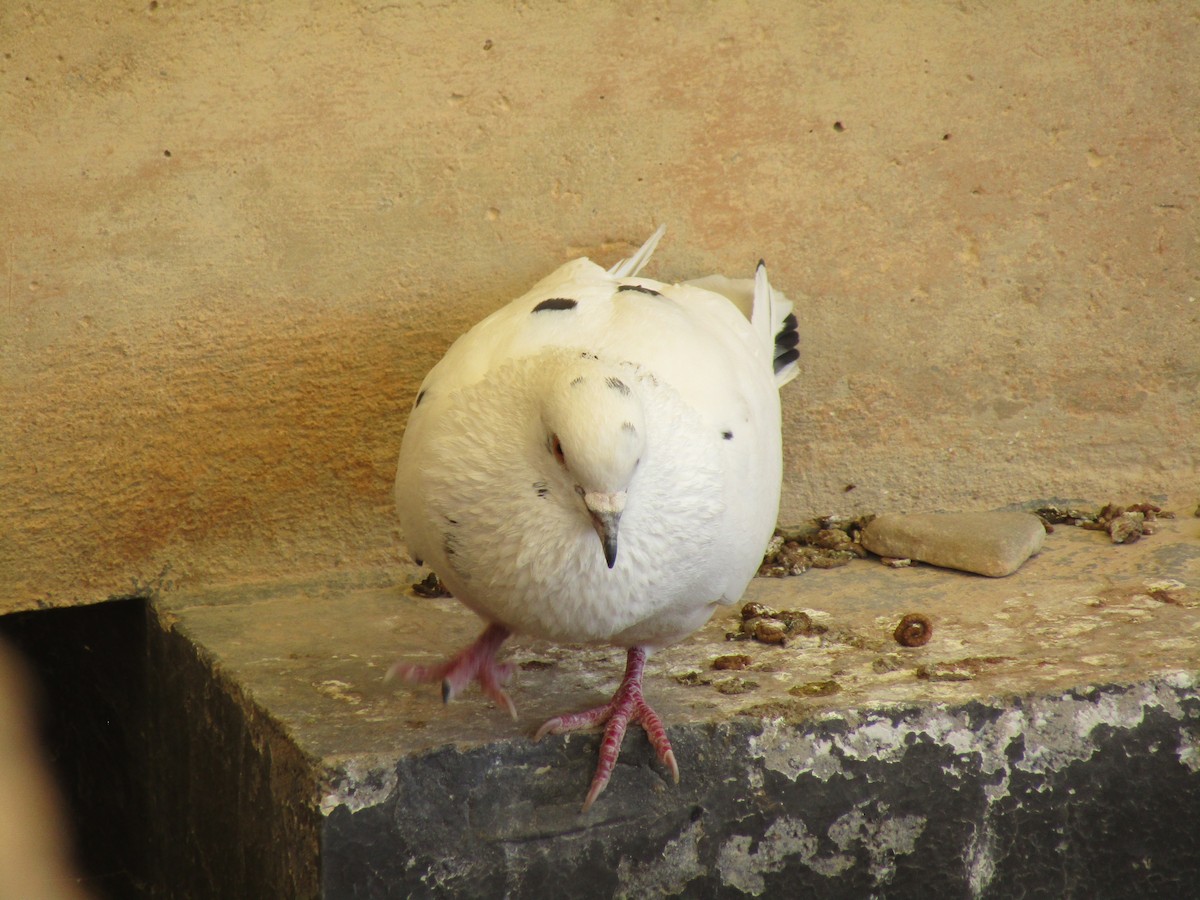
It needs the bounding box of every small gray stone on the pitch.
[861,512,1046,577]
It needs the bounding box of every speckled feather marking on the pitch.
[605,376,630,396]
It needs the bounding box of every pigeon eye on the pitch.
[550,434,566,466]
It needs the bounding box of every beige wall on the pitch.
[3,2,1197,611]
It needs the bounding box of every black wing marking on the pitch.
[532,297,578,313]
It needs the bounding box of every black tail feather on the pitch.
[773,312,801,376]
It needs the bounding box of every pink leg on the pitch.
[386,623,517,719]
[534,646,679,812]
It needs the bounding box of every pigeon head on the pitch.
[540,359,646,569]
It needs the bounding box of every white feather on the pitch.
[606,224,666,278]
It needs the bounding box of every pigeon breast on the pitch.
[395,249,785,650]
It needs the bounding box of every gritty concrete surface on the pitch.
[149,497,1200,897]
[144,603,322,899]
[3,2,1198,612]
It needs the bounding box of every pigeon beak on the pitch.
[583,491,625,569]
[595,513,620,569]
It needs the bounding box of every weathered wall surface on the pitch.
[3,2,1197,609]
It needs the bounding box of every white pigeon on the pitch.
[390,226,799,810]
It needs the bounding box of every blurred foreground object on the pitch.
[0,641,89,900]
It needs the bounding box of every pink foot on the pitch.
[386,623,517,719]
[534,646,678,811]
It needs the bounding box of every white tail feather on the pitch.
[755,261,800,387]
[608,225,667,278]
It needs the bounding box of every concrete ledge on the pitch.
[324,678,1200,897]
[144,507,1200,896]
[144,605,322,897]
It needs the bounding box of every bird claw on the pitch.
[662,747,680,785]
[534,646,677,812]
[387,623,517,719]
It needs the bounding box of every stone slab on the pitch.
[151,507,1200,896]
[861,511,1047,576]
